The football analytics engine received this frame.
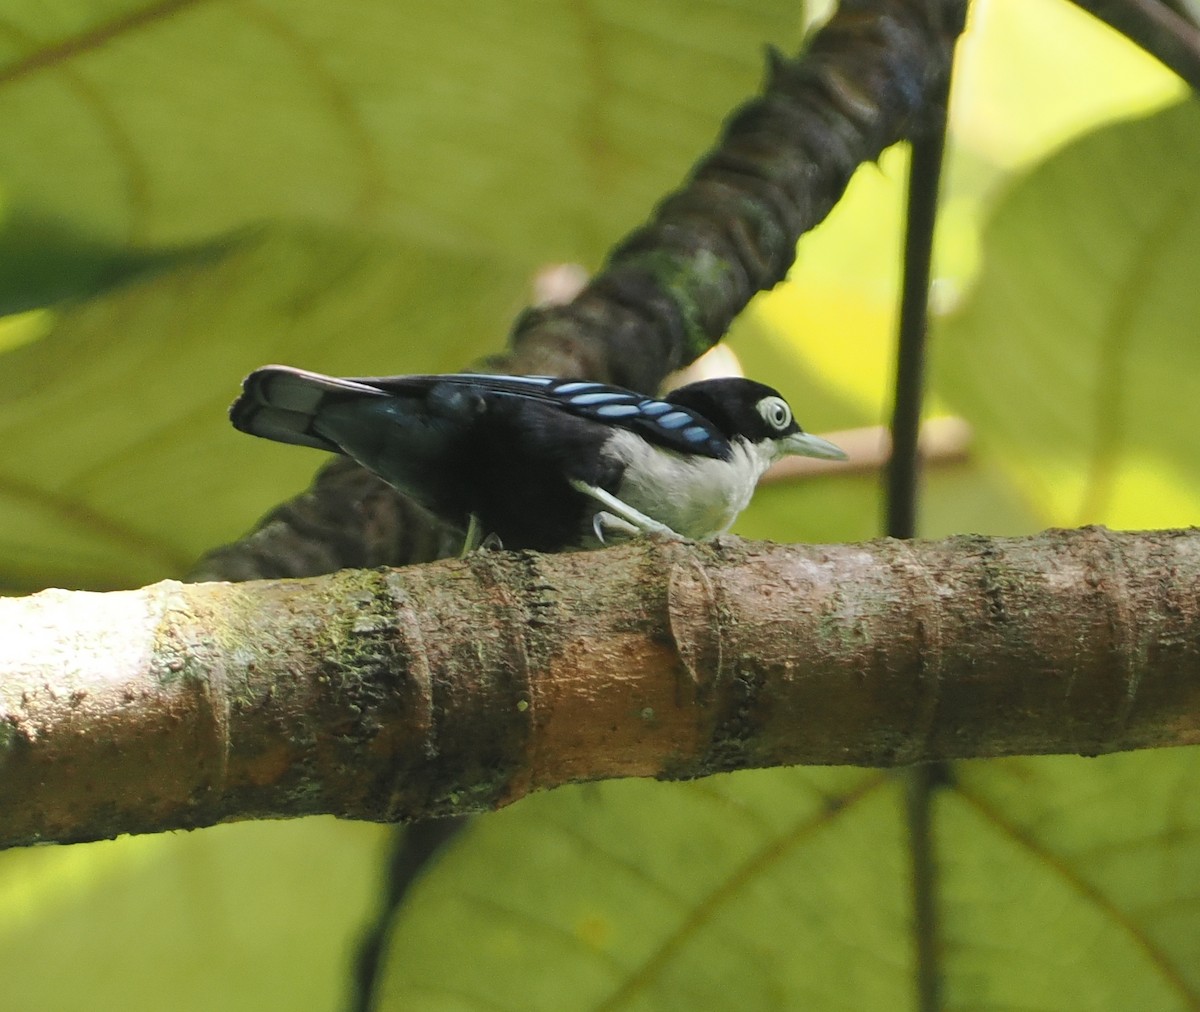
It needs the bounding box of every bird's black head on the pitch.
[665,377,847,460]
[664,378,800,440]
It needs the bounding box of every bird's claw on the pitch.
[592,511,640,546]
[591,510,683,546]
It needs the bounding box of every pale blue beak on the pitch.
[782,430,848,461]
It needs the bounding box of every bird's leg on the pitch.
[458,514,505,555]
[459,513,483,557]
[458,514,481,557]
[569,480,685,540]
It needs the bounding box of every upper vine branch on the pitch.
[508,0,967,393]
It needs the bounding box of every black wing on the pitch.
[349,372,732,459]
[231,367,732,551]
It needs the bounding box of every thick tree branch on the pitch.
[6,527,1200,849]
[189,0,968,582]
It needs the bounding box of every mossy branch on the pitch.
[7,527,1200,849]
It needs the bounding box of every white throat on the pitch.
[604,432,775,540]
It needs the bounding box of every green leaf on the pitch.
[0,818,390,1011]
[0,225,526,591]
[368,756,1200,1011]
[0,207,210,314]
[378,770,913,1011]
[934,100,1200,530]
[942,752,1200,1008]
[0,0,801,283]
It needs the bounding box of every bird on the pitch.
[230,366,847,553]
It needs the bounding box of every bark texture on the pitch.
[4,527,1199,848]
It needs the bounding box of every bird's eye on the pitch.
[757,396,792,431]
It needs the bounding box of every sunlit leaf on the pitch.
[0,226,526,591]
[0,0,802,277]
[378,770,913,1011]
[952,0,1183,170]
[0,818,388,1012]
[934,100,1200,529]
[942,751,1200,1008]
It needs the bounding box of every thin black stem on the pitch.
[348,816,471,1012]
[885,88,949,540]
[907,763,953,1012]
[884,35,956,1012]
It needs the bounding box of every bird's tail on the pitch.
[230,365,384,454]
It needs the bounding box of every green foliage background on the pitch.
[2,0,1198,1008]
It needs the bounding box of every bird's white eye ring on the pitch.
[758,396,792,430]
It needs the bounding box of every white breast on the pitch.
[603,431,775,540]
